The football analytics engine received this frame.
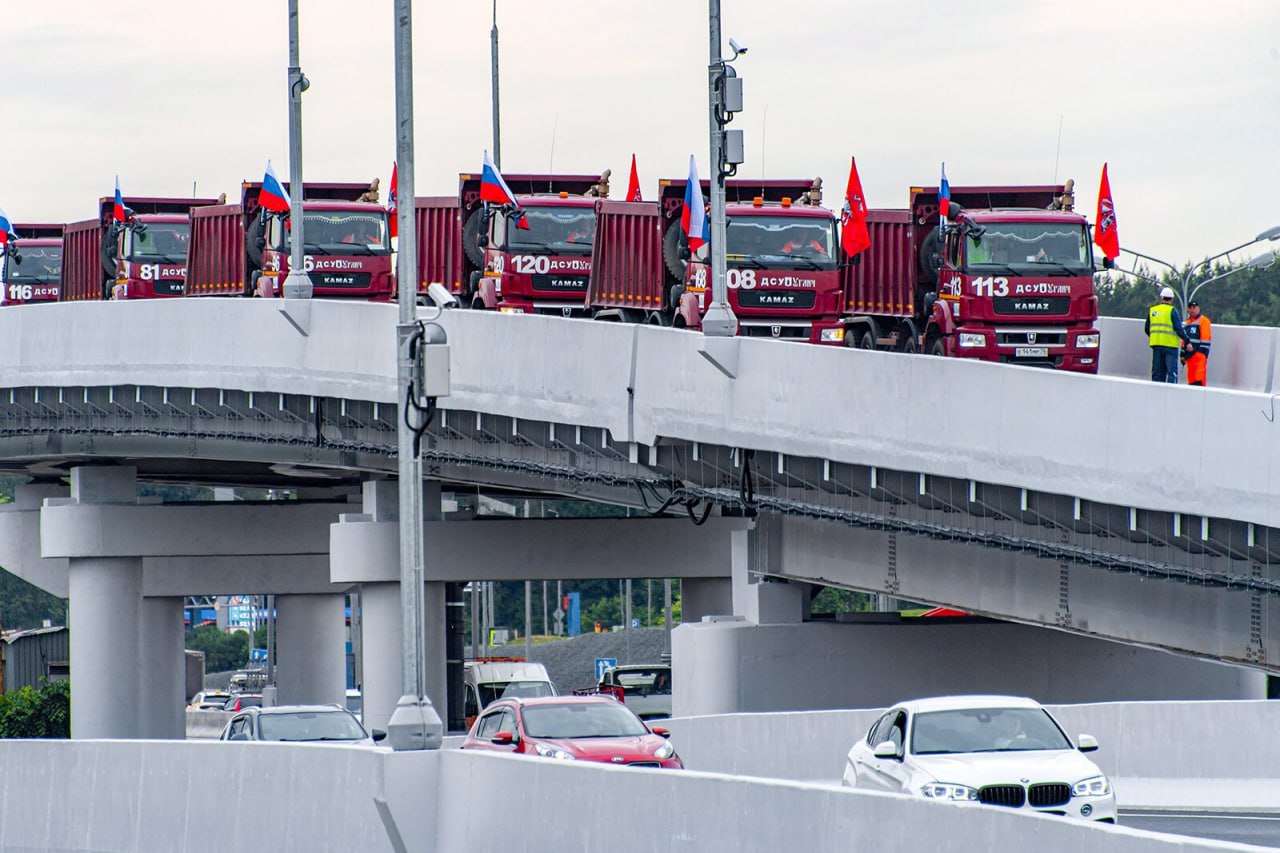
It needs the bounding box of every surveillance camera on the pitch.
[729,37,747,55]
[426,281,459,309]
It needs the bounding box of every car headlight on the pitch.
[820,328,845,343]
[653,742,676,760]
[533,742,576,760]
[957,332,986,348]
[1072,775,1111,797]
[1076,333,1100,348]
[920,782,978,801]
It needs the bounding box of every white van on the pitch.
[463,659,556,728]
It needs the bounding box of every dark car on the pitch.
[460,696,681,768]
[218,704,385,745]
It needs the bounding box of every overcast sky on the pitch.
[5,1,1278,267]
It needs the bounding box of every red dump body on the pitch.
[413,197,463,296]
[187,181,392,300]
[841,183,1100,372]
[60,196,214,302]
[586,201,665,314]
[2,224,64,306]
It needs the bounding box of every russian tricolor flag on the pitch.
[388,162,399,239]
[938,162,951,227]
[113,176,126,222]
[260,161,291,213]
[0,206,15,246]
[479,150,519,207]
[681,155,709,253]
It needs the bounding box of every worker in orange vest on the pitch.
[1182,300,1212,386]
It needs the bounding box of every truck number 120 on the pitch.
[972,276,1009,297]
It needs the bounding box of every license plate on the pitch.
[1015,346,1049,358]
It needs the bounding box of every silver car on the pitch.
[219,704,386,745]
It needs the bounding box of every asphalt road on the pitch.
[1121,811,1280,848]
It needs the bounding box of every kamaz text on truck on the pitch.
[186,180,391,300]
[1,224,63,306]
[415,171,610,313]
[843,182,1100,372]
[651,178,845,342]
[61,195,216,301]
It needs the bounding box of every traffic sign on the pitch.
[594,657,617,681]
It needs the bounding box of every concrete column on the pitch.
[359,582,402,731]
[424,582,447,715]
[139,596,185,739]
[730,515,805,625]
[681,578,733,623]
[275,593,346,706]
[69,556,143,738]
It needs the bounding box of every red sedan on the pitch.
[460,696,683,768]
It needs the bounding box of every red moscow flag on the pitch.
[1093,163,1120,261]
[626,154,642,202]
[840,157,871,257]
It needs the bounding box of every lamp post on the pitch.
[490,0,501,169]
[1119,226,1280,314]
[282,0,312,299]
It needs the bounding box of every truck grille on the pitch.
[978,785,1026,808]
[155,280,184,295]
[996,330,1067,347]
[741,323,809,340]
[531,274,588,292]
[1028,783,1071,807]
[313,272,372,289]
[993,296,1070,315]
[736,289,816,310]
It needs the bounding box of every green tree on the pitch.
[0,569,66,631]
[185,625,250,673]
[0,680,71,738]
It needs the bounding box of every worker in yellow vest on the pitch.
[1144,287,1190,383]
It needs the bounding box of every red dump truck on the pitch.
[61,195,217,301]
[1,224,64,306]
[416,171,610,313]
[588,178,845,343]
[842,183,1100,372]
[186,180,391,299]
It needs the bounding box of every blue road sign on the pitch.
[595,657,617,682]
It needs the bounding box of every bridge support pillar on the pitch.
[0,482,70,598]
[139,596,185,739]
[730,516,806,625]
[359,582,402,731]
[274,593,346,706]
[680,579,732,623]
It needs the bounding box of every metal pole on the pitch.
[470,583,479,655]
[542,580,548,635]
[556,580,563,636]
[490,0,501,169]
[663,579,672,653]
[524,581,532,661]
[702,0,736,337]
[283,0,312,299]
[387,0,442,750]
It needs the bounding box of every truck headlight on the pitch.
[920,782,978,801]
[653,742,676,760]
[533,742,576,760]
[958,332,986,348]
[1076,333,1100,349]
[820,328,845,343]
[498,306,525,314]
[1072,775,1111,797]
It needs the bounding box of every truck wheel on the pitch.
[898,331,919,354]
[667,284,685,312]
[662,222,688,282]
[648,311,672,327]
[851,329,875,350]
[99,226,118,279]
[929,336,946,357]
[462,210,487,267]
[918,226,942,285]
[245,212,267,267]
[100,277,112,301]
[247,270,261,298]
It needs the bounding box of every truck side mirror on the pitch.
[679,246,690,261]
[478,235,489,248]
[1102,257,1114,270]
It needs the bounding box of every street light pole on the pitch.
[490,0,502,169]
[1120,226,1280,314]
[282,0,312,299]
[702,0,736,338]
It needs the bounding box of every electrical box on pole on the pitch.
[723,130,745,166]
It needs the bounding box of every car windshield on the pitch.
[285,209,389,254]
[613,669,671,696]
[258,710,368,742]
[6,245,62,282]
[478,680,555,708]
[505,206,595,256]
[726,215,836,269]
[966,223,1090,274]
[126,223,190,263]
[522,702,650,739]
[911,707,1072,755]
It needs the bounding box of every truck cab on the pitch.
[479,193,597,315]
[462,659,557,730]
[661,179,845,343]
[1,224,63,305]
[114,213,192,299]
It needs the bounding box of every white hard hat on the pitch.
[1160,287,1175,299]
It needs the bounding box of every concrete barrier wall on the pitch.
[0,739,1266,851]
[664,699,1280,810]
[1099,315,1280,392]
[185,709,232,739]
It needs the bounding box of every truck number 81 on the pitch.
[972,276,1009,297]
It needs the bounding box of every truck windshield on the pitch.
[966,223,1090,274]
[478,680,555,708]
[505,206,595,256]
[126,223,190,263]
[6,246,62,283]
[726,215,836,269]
[284,210,390,255]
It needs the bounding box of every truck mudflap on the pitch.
[942,324,1101,374]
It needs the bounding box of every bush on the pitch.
[0,679,70,738]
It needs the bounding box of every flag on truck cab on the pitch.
[113,176,126,222]
[681,155,710,253]
[0,207,14,246]
[938,162,950,228]
[260,161,291,213]
[1093,163,1120,261]
[480,150,519,206]
[840,156,871,257]
[626,154,642,202]
[388,162,399,239]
